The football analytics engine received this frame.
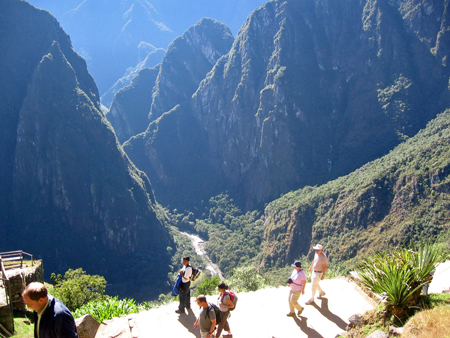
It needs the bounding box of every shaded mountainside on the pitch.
[108,18,234,144]
[122,0,450,212]
[107,66,160,144]
[27,0,267,96]
[260,110,450,268]
[0,0,173,298]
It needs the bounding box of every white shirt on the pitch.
[181,265,192,283]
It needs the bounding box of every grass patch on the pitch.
[340,294,450,337]
[11,315,33,338]
[402,305,450,338]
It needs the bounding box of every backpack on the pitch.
[190,266,201,281]
[226,291,238,311]
[206,303,222,325]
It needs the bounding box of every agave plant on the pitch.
[356,240,448,317]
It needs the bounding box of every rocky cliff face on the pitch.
[107,66,160,144]
[108,18,234,144]
[0,0,173,297]
[123,0,450,212]
[149,18,235,122]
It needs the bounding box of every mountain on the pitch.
[122,0,450,212]
[260,109,450,268]
[26,0,267,96]
[106,66,160,144]
[0,0,173,299]
[101,46,166,109]
[109,18,234,144]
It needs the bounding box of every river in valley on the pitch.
[181,232,224,279]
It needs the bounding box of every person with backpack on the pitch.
[194,295,217,338]
[216,282,234,338]
[175,256,192,314]
[287,260,307,317]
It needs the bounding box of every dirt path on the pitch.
[94,261,450,338]
[429,260,450,294]
[130,278,375,338]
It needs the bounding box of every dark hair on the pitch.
[218,282,228,290]
[183,256,190,261]
[196,295,207,303]
[22,282,48,301]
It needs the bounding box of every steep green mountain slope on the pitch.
[0,0,173,298]
[261,110,450,268]
[122,0,450,212]
[109,18,234,145]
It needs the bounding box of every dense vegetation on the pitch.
[165,194,265,277]
[261,110,450,269]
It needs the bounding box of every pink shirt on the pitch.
[290,269,306,291]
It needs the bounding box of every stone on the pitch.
[389,326,404,335]
[75,314,101,338]
[366,330,389,338]
[346,313,363,330]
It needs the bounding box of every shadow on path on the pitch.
[177,309,201,337]
[312,298,348,331]
[291,316,324,338]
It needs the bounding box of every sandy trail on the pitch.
[132,278,375,338]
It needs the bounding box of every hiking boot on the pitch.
[286,312,295,317]
[297,307,304,316]
[305,299,314,305]
[317,292,326,299]
[175,309,184,314]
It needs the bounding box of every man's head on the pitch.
[182,256,190,266]
[291,261,302,270]
[22,282,48,312]
[196,295,208,308]
[313,244,323,254]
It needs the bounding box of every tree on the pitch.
[51,268,107,311]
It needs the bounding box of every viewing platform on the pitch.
[0,251,43,336]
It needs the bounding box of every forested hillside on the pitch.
[185,111,450,276]
[261,110,450,268]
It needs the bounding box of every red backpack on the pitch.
[226,291,238,311]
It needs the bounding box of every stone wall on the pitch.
[6,260,44,311]
[0,260,44,334]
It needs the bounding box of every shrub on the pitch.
[227,266,265,292]
[195,275,221,296]
[51,268,107,312]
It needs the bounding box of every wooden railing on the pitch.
[0,251,33,269]
[0,257,14,337]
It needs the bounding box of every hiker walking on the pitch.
[306,244,328,305]
[287,260,307,317]
[216,282,234,338]
[194,295,217,338]
[176,256,192,314]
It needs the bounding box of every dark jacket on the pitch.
[33,295,78,338]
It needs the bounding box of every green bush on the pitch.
[51,268,107,312]
[195,275,221,296]
[227,266,265,292]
